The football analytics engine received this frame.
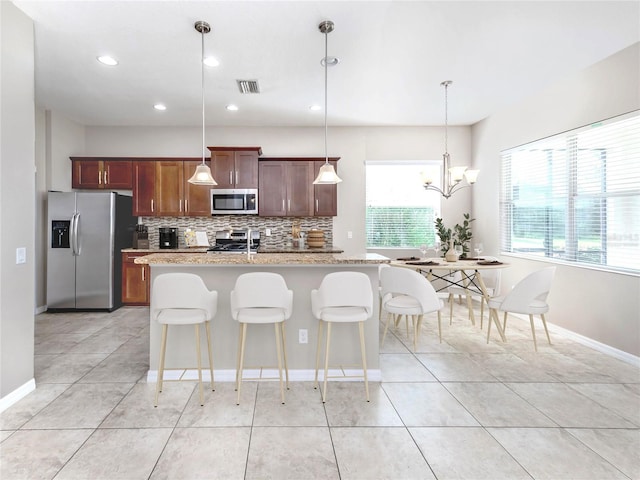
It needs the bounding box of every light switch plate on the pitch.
[16,247,26,264]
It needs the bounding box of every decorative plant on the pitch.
[434,213,475,258]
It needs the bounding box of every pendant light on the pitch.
[313,20,342,185]
[422,80,478,198]
[188,21,217,186]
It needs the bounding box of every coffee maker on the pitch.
[159,227,178,249]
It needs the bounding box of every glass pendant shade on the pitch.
[188,163,217,185]
[464,169,480,184]
[313,162,342,184]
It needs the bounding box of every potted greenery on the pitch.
[434,213,475,258]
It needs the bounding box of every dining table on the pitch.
[390,257,510,342]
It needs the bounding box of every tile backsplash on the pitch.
[141,216,333,249]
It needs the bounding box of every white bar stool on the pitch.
[311,271,373,403]
[152,273,217,407]
[230,272,293,405]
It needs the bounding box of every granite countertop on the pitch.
[122,247,343,254]
[134,252,389,265]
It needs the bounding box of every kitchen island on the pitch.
[136,252,389,382]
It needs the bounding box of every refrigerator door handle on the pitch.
[71,213,81,255]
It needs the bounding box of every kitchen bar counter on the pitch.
[135,252,386,265]
[123,247,344,254]
[143,252,389,383]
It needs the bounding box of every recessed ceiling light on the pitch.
[97,55,118,66]
[309,104,322,111]
[153,104,167,111]
[226,104,239,111]
[203,56,219,67]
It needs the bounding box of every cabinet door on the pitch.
[132,161,156,216]
[72,160,103,188]
[184,160,213,216]
[156,161,184,216]
[234,151,259,188]
[313,160,338,216]
[210,151,235,188]
[104,160,133,189]
[287,161,314,216]
[258,161,287,216]
[121,254,149,305]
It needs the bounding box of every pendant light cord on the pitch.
[201,28,206,166]
[324,30,329,165]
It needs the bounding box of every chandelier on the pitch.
[422,80,478,198]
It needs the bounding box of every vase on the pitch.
[445,239,458,262]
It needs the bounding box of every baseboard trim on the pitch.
[147,368,382,383]
[0,378,36,413]
[508,313,640,367]
[35,305,47,315]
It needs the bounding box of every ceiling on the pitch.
[14,1,640,128]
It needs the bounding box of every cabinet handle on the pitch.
[104,170,108,185]
[98,170,101,185]
[229,171,233,185]
[151,199,154,212]
[288,199,291,211]
[179,199,182,212]
[316,199,319,212]
[142,267,145,282]
[235,170,239,185]
[185,199,188,212]
[282,199,285,211]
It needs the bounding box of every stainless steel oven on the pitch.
[210,188,258,215]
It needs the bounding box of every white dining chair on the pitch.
[230,272,293,404]
[151,273,217,407]
[487,267,556,351]
[380,266,445,350]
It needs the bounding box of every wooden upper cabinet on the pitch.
[209,147,261,189]
[155,161,184,216]
[258,160,314,216]
[71,158,132,189]
[132,161,155,216]
[184,160,213,216]
[313,160,338,216]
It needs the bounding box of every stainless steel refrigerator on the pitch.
[47,191,135,311]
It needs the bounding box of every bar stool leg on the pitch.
[314,320,324,389]
[359,321,369,402]
[155,324,168,407]
[280,323,289,389]
[236,323,247,405]
[274,323,285,404]
[194,324,204,406]
[322,322,332,403]
[205,321,214,391]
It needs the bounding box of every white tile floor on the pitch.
[1,304,639,480]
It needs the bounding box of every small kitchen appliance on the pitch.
[207,229,260,253]
[211,188,258,215]
[159,227,179,249]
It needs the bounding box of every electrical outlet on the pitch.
[298,329,308,344]
[347,231,353,239]
[16,247,26,264]
[265,228,271,236]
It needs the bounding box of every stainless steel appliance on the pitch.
[159,227,178,249]
[207,229,260,253]
[47,191,135,311]
[211,188,258,215]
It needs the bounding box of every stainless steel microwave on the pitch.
[211,188,258,215]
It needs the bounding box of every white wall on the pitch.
[1,2,36,400]
[471,43,640,356]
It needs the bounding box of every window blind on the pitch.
[366,162,441,248]
[500,111,640,274]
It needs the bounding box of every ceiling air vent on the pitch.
[236,80,260,94]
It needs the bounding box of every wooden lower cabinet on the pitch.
[122,253,150,305]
